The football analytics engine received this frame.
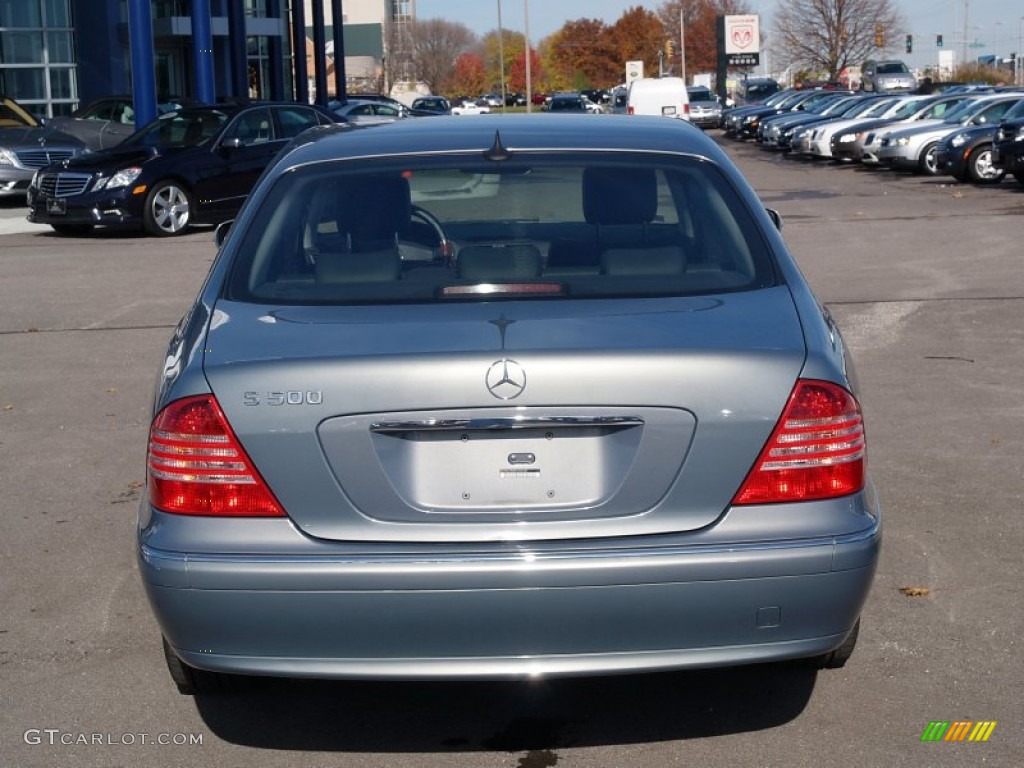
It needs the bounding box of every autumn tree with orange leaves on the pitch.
[657,0,754,79]
[450,52,488,98]
[508,47,543,94]
[604,6,666,81]
[545,19,620,92]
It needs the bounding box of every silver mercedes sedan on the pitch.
[138,114,881,694]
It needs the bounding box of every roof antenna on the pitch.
[483,131,511,161]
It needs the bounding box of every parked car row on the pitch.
[26,101,343,236]
[16,88,636,238]
[721,86,1024,186]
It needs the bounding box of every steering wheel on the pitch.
[409,204,453,261]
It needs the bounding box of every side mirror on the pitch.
[214,220,233,247]
[766,208,783,231]
[220,137,244,150]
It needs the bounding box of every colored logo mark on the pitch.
[921,721,997,742]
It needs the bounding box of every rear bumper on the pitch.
[141,507,880,680]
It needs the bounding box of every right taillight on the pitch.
[733,380,865,505]
[147,394,285,517]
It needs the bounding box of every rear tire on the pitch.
[966,145,1004,184]
[808,619,860,669]
[162,636,235,695]
[1014,172,1024,185]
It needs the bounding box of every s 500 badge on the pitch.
[243,390,323,406]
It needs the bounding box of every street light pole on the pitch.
[1019,16,1023,86]
[497,0,506,108]
[524,0,532,113]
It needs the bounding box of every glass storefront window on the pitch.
[152,0,187,20]
[246,0,269,19]
[0,31,45,64]
[46,31,73,63]
[0,0,42,27]
[44,0,70,26]
[0,0,75,117]
[1,68,45,101]
[49,66,73,98]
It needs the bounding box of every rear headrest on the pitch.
[337,175,411,244]
[583,167,658,226]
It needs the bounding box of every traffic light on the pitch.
[665,39,677,58]
[937,34,943,48]
[874,24,884,48]
[906,34,913,54]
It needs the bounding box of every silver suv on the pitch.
[861,60,917,93]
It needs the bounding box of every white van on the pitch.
[626,77,690,120]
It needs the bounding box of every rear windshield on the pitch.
[226,154,777,305]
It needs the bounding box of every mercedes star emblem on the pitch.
[485,359,526,400]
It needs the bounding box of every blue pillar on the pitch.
[331,0,347,101]
[311,1,328,107]
[191,0,216,104]
[227,0,248,99]
[291,0,309,103]
[127,0,157,128]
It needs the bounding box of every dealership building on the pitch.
[0,0,412,118]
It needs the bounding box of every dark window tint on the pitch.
[227,155,777,305]
[276,106,321,138]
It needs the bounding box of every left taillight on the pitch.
[147,394,285,517]
[732,380,866,505]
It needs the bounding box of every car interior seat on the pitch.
[313,175,410,284]
[581,166,687,275]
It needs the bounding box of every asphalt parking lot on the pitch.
[1,140,1022,768]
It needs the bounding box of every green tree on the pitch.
[482,28,527,93]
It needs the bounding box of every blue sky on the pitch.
[415,0,1016,67]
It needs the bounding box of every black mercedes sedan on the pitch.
[27,102,341,236]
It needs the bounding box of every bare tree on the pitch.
[771,0,906,81]
[409,19,478,95]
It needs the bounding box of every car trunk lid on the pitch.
[203,288,806,542]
